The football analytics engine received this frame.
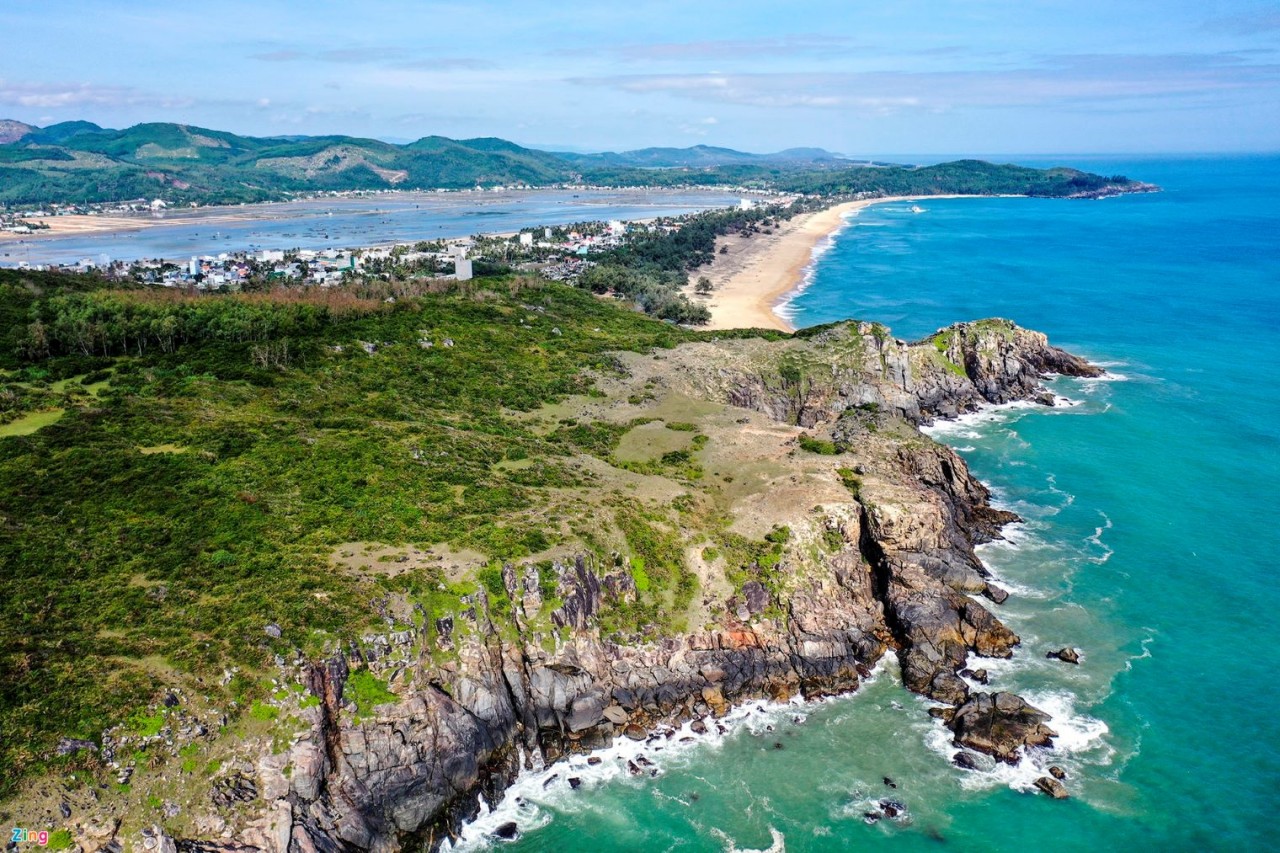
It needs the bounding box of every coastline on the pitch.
[689,195,1005,332]
[0,187,756,245]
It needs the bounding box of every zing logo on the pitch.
[10,828,50,845]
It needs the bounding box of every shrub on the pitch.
[798,434,840,455]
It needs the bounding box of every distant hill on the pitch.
[0,121,582,205]
[0,120,34,145]
[553,143,849,168]
[0,119,1149,206]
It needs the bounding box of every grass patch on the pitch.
[797,434,840,455]
[0,408,65,437]
[346,669,397,715]
[248,700,279,722]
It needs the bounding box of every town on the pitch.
[3,215,691,288]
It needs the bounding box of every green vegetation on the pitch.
[129,710,165,738]
[346,669,397,715]
[0,267,722,795]
[714,525,792,605]
[797,434,841,455]
[837,468,864,500]
[248,701,279,722]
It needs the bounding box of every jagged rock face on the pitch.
[287,567,887,851]
[665,319,1100,427]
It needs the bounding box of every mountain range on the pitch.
[0,120,1143,206]
[0,120,861,206]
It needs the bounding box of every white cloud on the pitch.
[0,78,193,109]
[569,53,1280,113]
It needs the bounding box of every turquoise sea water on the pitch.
[455,157,1279,852]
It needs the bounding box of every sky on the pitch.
[1,0,1277,155]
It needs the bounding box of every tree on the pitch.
[695,276,714,295]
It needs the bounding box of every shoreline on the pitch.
[691,195,1007,332]
[0,187,763,245]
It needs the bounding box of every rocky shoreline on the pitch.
[67,319,1103,852]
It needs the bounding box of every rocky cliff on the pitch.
[78,320,1100,852]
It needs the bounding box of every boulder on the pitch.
[952,751,982,771]
[1034,776,1069,799]
[622,724,647,741]
[56,737,98,755]
[566,690,606,732]
[602,705,629,726]
[493,821,520,840]
[1049,765,1067,780]
[741,580,770,615]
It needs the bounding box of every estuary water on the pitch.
[0,188,744,267]
[455,156,1280,851]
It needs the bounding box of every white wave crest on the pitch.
[713,826,787,853]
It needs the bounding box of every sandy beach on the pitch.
[688,196,978,331]
[0,210,286,241]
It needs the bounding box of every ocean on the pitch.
[451,156,1280,851]
[0,188,744,267]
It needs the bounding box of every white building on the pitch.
[189,257,200,276]
[258,250,285,263]
[519,232,533,247]
[739,198,754,210]
[455,258,473,281]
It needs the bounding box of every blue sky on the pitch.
[1,1,1277,154]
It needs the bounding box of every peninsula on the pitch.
[2,261,1100,850]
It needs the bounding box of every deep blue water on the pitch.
[454,156,1279,851]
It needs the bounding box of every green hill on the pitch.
[0,119,1150,206]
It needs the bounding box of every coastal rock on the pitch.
[983,584,1009,605]
[947,692,1057,763]
[1034,776,1070,799]
[952,751,982,771]
[1047,647,1081,664]
[1049,765,1067,780]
